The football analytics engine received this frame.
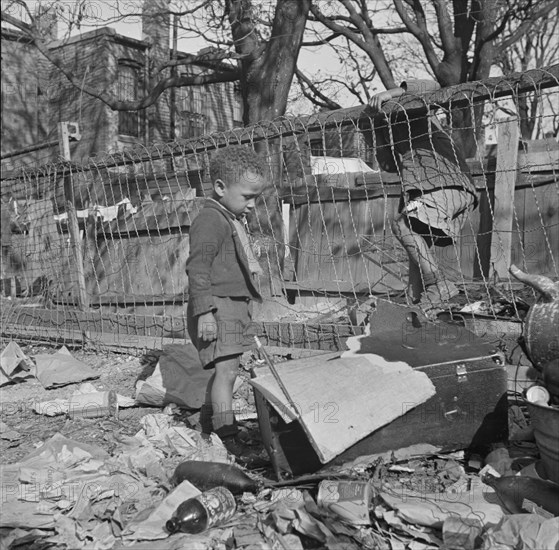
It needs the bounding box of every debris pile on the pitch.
[2,278,559,548]
[2,426,558,549]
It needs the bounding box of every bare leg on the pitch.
[407,260,424,303]
[210,355,240,436]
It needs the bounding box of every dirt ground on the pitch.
[1,346,158,465]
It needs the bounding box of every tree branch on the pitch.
[158,50,244,73]
[1,11,240,111]
[301,32,342,47]
[295,68,342,110]
[393,0,440,74]
[309,4,368,51]
[497,1,558,51]
[432,0,456,53]
[311,1,394,87]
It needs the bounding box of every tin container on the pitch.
[509,265,559,371]
[67,390,118,419]
[525,399,559,484]
[526,385,551,406]
[317,480,373,525]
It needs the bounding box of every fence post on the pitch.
[58,122,89,310]
[490,117,519,280]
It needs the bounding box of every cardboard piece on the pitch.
[135,343,211,409]
[0,433,111,529]
[31,346,98,388]
[250,350,435,464]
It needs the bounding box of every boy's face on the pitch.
[214,170,265,217]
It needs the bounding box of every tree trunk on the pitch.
[227,0,311,295]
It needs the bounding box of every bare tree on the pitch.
[1,0,311,124]
[496,10,559,139]
[308,0,558,154]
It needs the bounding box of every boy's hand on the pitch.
[368,91,392,112]
[198,312,218,342]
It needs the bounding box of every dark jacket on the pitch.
[186,199,262,316]
[360,102,478,208]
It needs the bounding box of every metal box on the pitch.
[254,302,508,479]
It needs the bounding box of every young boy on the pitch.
[366,80,479,309]
[186,145,265,458]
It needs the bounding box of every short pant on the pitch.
[187,296,256,368]
[402,187,475,247]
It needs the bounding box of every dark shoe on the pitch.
[419,280,459,309]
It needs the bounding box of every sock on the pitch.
[212,410,238,439]
[199,403,214,435]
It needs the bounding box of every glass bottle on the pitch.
[166,487,237,534]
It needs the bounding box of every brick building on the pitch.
[1,2,243,173]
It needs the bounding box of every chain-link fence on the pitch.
[1,65,558,352]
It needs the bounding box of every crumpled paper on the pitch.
[0,433,110,529]
[0,420,21,441]
[0,341,33,386]
[123,480,201,541]
[135,413,231,463]
[380,476,504,529]
[31,346,98,388]
[481,514,559,550]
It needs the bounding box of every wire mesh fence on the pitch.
[1,65,558,352]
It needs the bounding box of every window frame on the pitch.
[117,59,142,138]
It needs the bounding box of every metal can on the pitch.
[317,480,372,525]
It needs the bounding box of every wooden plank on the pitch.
[282,280,371,294]
[66,203,89,309]
[517,138,559,172]
[90,232,190,299]
[332,198,356,284]
[521,180,559,276]
[83,331,187,351]
[322,201,339,281]
[1,302,362,351]
[490,118,520,279]
[281,183,400,206]
[2,323,85,344]
[280,170,556,208]
[54,293,189,306]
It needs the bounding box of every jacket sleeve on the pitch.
[186,210,227,316]
[400,79,440,94]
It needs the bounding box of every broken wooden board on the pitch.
[250,351,436,464]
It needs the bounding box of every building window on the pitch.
[309,139,325,156]
[177,75,207,139]
[233,83,243,127]
[178,112,206,139]
[117,61,141,137]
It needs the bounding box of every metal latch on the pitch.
[456,364,468,382]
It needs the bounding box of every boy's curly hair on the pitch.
[209,145,267,185]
